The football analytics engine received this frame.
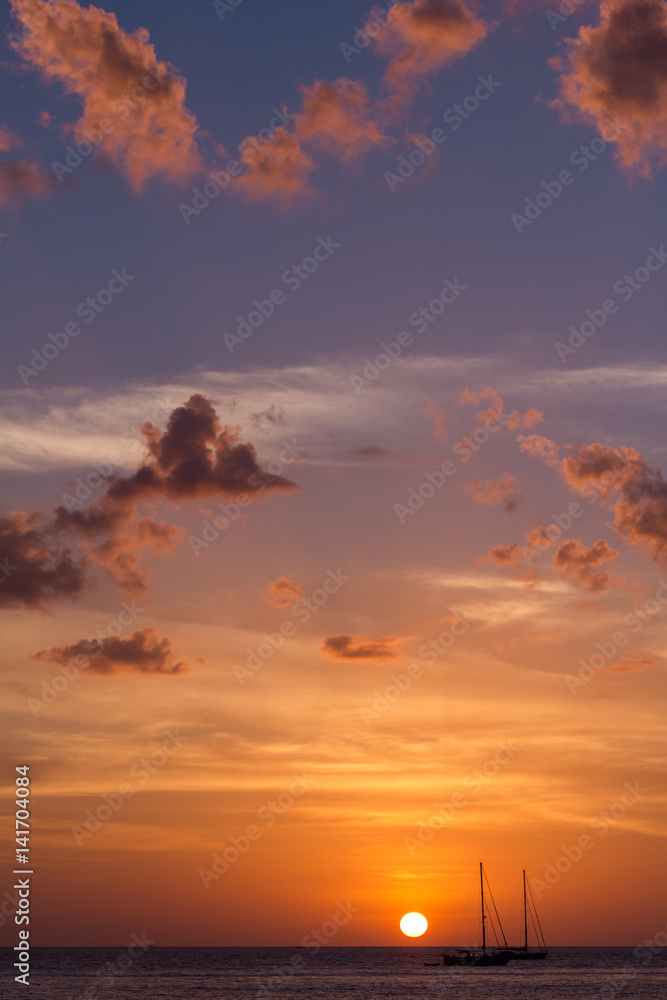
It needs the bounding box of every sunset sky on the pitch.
[1,0,667,949]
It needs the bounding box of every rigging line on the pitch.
[528,901,539,947]
[483,870,509,948]
[527,881,547,948]
[508,884,520,945]
[455,874,474,944]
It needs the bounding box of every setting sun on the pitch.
[399,912,428,938]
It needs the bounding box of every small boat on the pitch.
[498,870,548,961]
[440,863,511,967]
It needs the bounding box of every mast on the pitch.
[480,862,486,953]
[523,870,528,953]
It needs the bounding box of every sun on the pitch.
[399,912,428,938]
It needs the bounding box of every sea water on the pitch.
[2,946,666,999]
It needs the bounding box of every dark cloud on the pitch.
[100,393,296,504]
[552,0,667,174]
[561,441,667,562]
[320,634,402,660]
[250,405,285,428]
[2,395,297,607]
[34,627,188,675]
[561,441,642,493]
[0,511,87,609]
[370,0,489,102]
[552,537,618,590]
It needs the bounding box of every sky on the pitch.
[1,0,667,949]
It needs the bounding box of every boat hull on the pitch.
[442,951,511,967]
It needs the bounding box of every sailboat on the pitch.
[441,863,511,967]
[499,870,548,961]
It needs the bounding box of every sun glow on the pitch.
[399,912,428,937]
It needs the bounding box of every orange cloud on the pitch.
[560,441,642,493]
[484,522,564,585]
[320,634,402,660]
[34,627,189,675]
[266,577,304,608]
[600,654,657,673]
[426,403,449,441]
[542,438,667,565]
[485,540,523,567]
[235,128,315,203]
[552,537,619,591]
[370,0,488,102]
[459,385,503,418]
[551,0,667,175]
[505,407,543,430]
[296,78,386,160]
[466,472,522,511]
[459,387,542,438]
[517,434,561,467]
[10,0,202,192]
[612,464,667,563]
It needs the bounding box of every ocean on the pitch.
[3,946,666,999]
